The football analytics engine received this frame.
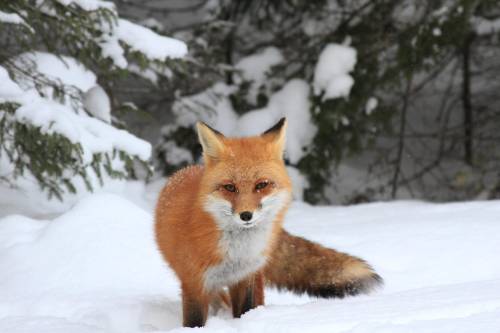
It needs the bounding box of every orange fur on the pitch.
[155,119,291,327]
[155,118,382,328]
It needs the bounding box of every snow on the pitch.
[171,80,315,165]
[314,44,357,100]
[472,16,500,35]
[234,79,316,164]
[98,32,128,69]
[15,100,150,161]
[116,19,188,61]
[1,56,151,207]
[235,47,284,104]
[165,79,315,192]
[233,79,315,159]
[0,11,23,24]
[127,64,159,84]
[0,10,32,31]
[140,18,165,31]
[259,79,316,164]
[285,166,309,200]
[0,66,25,102]
[3,53,151,162]
[97,18,187,69]
[1,189,500,332]
[14,52,96,93]
[83,85,111,123]
[171,82,238,133]
[392,1,425,26]
[302,17,338,37]
[161,142,194,165]
[0,194,171,297]
[55,0,115,11]
[365,97,378,115]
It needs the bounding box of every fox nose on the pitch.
[239,211,253,222]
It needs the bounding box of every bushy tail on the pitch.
[264,230,383,298]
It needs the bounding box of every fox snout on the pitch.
[239,211,253,222]
[204,191,291,230]
[235,206,259,228]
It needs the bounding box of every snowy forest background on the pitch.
[2,1,500,332]
[2,0,500,209]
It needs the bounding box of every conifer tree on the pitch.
[0,0,186,199]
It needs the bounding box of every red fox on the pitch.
[155,118,382,327]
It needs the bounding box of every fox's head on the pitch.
[197,118,292,229]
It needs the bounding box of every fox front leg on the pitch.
[229,271,265,318]
[181,286,209,327]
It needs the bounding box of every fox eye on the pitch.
[255,181,269,191]
[223,184,236,192]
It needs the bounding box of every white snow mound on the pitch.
[2,194,500,332]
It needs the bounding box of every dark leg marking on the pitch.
[240,283,255,316]
[182,292,208,327]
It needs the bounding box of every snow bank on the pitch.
[0,193,174,298]
[0,163,163,219]
[314,44,357,100]
[0,193,182,332]
[1,194,500,332]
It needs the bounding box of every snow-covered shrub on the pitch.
[156,79,316,199]
[0,0,186,199]
[151,0,500,203]
[156,27,377,202]
[153,1,395,203]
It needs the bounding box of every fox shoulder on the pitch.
[155,165,205,226]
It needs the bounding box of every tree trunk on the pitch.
[391,75,413,199]
[462,33,474,166]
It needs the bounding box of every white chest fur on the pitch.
[202,191,290,292]
[203,223,273,291]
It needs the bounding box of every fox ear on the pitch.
[261,117,287,158]
[196,122,225,161]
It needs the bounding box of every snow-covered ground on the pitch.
[1,181,500,332]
